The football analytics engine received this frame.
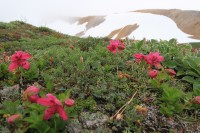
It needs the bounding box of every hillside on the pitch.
[0,21,200,133]
[135,9,200,40]
[56,9,200,43]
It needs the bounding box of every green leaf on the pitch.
[161,87,183,103]
[28,104,45,111]
[2,100,20,114]
[174,103,184,113]
[0,110,7,114]
[193,84,200,90]
[136,40,144,50]
[186,70,200,78]
[163,60,177,68]
[176,70,185,76]
[148,79,160,88]
[49,116,65,131]
[159,104,174,116]
[30,121,51,133]
[182,76,196,84]
[186,58,200,75]
[46,82,54,90]
[24,110,43,124]
[193,84,200,96]
[169,38,177,44]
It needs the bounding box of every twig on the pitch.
[110,90,138,119]
[19,73,23,105]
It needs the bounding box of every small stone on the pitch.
[0,84,19,101]
[79,111,109,129]
[66,119,82,133]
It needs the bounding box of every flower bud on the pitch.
[64,98,75,107]
[148,70,158,78]
[8,114,20,124]
[165,69,176,76]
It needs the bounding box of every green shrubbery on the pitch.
[0,21,200,132]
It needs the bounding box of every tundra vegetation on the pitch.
[0,21,200,132]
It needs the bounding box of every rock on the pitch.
[66,119,82,133]
[81,127,112,133]
[79,111,109,129]
[0,84,19,101]
[1,84,19,94]
[32,82,44,89]
[142,106,200,133]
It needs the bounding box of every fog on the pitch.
[0,0,200,42]
[1,0,200,24]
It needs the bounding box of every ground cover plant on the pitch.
[0,21,200,133]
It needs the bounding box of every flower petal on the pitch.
[8,62,18,71]
[37,98,54,107]
[46,93,62,106]
[57,106,68,120]
[21,61,30,70]
[25,86,40,94]
[21,52,31,60]
[29,95,39,103]
[109,40,118,47]
[107,45,117,53]
[8,114,20,124]
[46,93,56,100]
[43,107,56,120]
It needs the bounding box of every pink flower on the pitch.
[117,40,125,51]
[107,40,125,53]
[107,40,118,53]
[165,69,176,76]
[8,114,20,124]
[149,70,158,78]
[37,94,68,121]
[9,51,31,72]
[134,53,144,63]
[144,52,164,67]
[64,99,75,107]
[23,86,40,103]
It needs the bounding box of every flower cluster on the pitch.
[22,86,75,121]
[134,52,164,67]
[134,52,176,78]
[8,86,75,123]
[107,39,125,54]
[7,51,75,124]
[37,93,68,120]
[9,51,31,72]
[23,86,40,103]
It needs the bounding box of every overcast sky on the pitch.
[1,0,200,24]
[0,0,200,42]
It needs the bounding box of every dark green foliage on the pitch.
[0,21,200,132]
[159,84,184,116]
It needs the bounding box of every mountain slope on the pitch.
[135,9,200,39]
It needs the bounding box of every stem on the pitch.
[18,70,23,105]
[110,90,138,119]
